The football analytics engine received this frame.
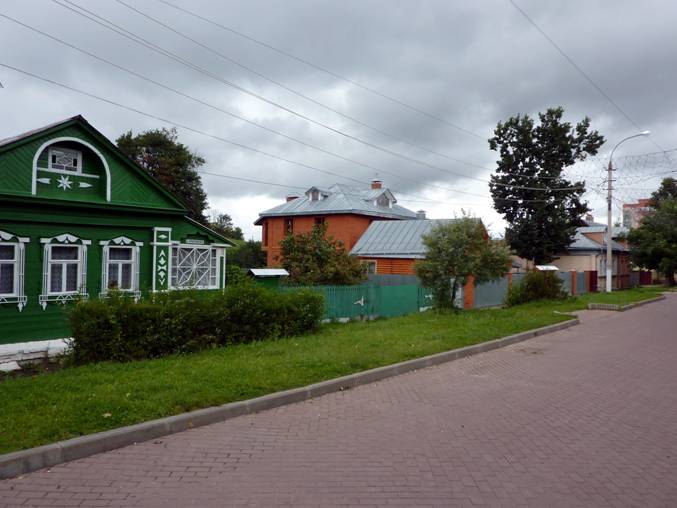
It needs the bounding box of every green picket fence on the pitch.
[279,270,592,319]
[280,283,434,321]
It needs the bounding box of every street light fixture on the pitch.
[605,131,651,292]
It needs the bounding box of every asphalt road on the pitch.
[2,294,676,507]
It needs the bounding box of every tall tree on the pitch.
[229,240,267,268]
[627,196,677,286]
[117,127,208,223]
[209,212,244,241]
[489,107,604,264]
[415,217,511,309]
[648,177,677,208]
[280,223,366,285]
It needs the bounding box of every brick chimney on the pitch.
[416,210,426,219]
[286,195,299,202]
[371,179,382,190]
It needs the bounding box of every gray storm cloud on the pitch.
[1,0,674,238]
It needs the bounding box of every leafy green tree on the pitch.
[280,223,366,285]
[229,240,267,268]
[489,106,605,264]
[648,177,677,208]
[415,218,511,309]
[117,127,208,223]
[209,212,244,241]
[627,197,677,286]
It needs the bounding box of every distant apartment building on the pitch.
[622,199,653,228]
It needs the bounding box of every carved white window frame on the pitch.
[32,137,111,201]
[170,244,220,290]
[0,230,29,311]
[39,234,90,309]
[100,236,143,300]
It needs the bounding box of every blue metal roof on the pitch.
[255,184,418,224]
[350,219,458,258]
[568,230,627,252]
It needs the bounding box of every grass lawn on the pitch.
[551,285,668,311]
[0,285,668,454]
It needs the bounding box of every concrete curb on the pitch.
[0,318,579,480]
[587,294,665,312]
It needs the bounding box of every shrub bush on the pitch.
[505,270,566,307]
[225,264,249,286]
[68,285,325,365]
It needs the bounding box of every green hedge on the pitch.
[505,270,566,306]
[68,285,324,364]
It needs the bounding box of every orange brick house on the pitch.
[255,180,419,267]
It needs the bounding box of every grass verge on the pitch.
[0,286,667,454]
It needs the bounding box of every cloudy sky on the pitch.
[2,0,675,239]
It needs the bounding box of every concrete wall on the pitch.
[552,254,598,272]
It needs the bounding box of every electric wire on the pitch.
[0,62,567,205]
[51,0,581,191]
[115,0,493,175]
[508,0,663,151]
[154,0,486,141]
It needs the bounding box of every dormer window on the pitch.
[376,194,391,208]
[307,187,331,201]
[48,147,82,173]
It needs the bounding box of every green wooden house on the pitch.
[0,116,232,347]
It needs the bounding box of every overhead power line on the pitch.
[0,12,440,190]
[198,171,491,207]
[114,0,490,174]
[507,0,663,152]
[55,0,495,187]
[0,12,580,199]
[0,62,565,204]
[155,0,485,141]
[42,1,581,192]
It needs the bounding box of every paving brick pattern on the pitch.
[2,294,677,507]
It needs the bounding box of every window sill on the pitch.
[99,290,141,301]
[39,292,89,310]
[0,295,27,311]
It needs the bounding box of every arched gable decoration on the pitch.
[32,137,111,201]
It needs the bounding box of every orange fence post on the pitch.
[463,276,475,309]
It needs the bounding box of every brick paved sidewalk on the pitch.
[2,294,677,507]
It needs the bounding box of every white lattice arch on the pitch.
[32,137,111,201]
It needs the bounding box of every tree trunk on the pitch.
[450,279,458,309]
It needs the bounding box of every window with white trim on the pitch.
[107,247,134,290]
[48,246,81,294]
[100,237,142,299]
[171,246,218,289]
[48,147,82,173]
[40,234,89,308]
[0,245,17,296]
[0,231,28,310]
[365,260,377,275]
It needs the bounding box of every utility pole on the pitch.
[606,159,614,293]
[605,131,650,292]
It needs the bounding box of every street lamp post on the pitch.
[605,131,650,292]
